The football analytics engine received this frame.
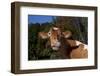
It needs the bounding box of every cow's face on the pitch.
[39,27,72,50]
[48,27,61,50]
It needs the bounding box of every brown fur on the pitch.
[49,29,61,47]
[58,38,80,59]
[70,44,88,58]
[39,27,88,59]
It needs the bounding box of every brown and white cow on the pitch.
[39,27,88,59]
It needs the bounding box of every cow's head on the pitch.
[39,27,72,50]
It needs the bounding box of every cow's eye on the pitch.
[48,32,51,36]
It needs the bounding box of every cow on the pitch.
[39,27,88,59]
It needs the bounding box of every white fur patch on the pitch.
[76,40,88,50]
[53,27,58,30]
[83,44,88,50]
[76,41,82,46]
[65,34,70,38]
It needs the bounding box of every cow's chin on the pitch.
[52,47,59,50]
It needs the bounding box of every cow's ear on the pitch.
[38,32,48,39]
[62,31,72,38]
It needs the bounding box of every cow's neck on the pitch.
[57,37,70,58]
[58,38,79,59]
